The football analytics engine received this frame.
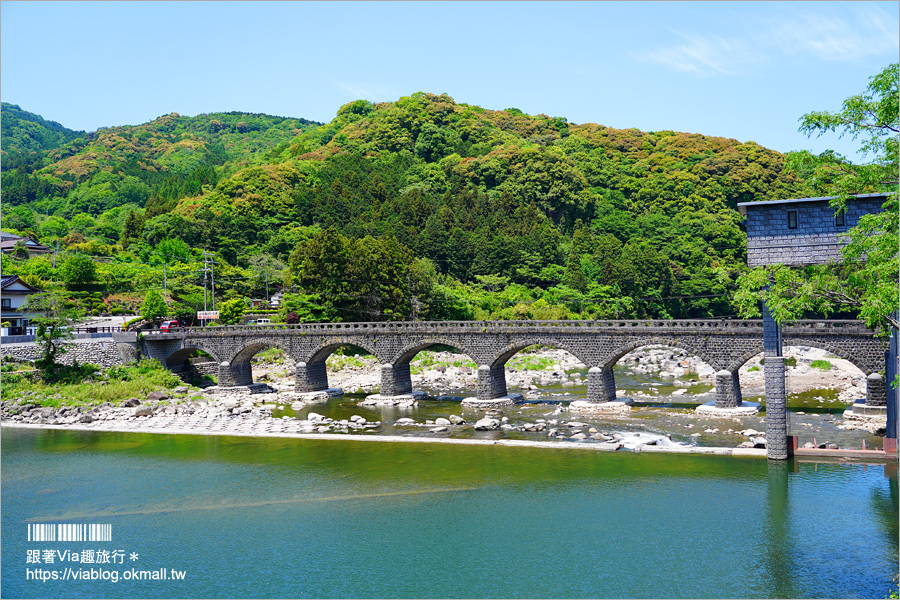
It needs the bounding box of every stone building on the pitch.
[737,193,886,267]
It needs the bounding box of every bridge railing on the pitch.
[165,318,871,335]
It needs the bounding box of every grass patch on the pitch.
[327,354,369,370]
[1,359,184,408]
[747,366,760,372]
[509,355,556,371]
[810,359,832,371]
[253,347,285,364]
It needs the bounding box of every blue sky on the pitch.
[2,1,897,161]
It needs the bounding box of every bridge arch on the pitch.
[305,339,380,365]
[602,337,723,372]
[391,337,478,366]
[228,337,299,366]
[490,338,591,369]
[729,340,873,375]
[163,344,222,371]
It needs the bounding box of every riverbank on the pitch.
[2,344,887,452]
[0,421,770,457]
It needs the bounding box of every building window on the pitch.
[788,210,798,229]
[1,299,10,309]
[834,209,846,227]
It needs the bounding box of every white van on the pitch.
[256,318,272,325]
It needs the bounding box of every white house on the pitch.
[1,275,43,336]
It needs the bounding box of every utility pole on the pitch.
[163,263,167,302]
[265,271,269,303]
[210,253,216,310]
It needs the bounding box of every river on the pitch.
[1,426,896,599]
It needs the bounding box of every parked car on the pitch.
[256,318,272,325]
[246,319,257,325]
[160,320,180,332]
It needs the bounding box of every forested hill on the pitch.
[1,102,85,170]
[1,93,815,321]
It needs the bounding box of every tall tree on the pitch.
[24,291,80,368]
[141,290,167,322]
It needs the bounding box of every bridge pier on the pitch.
[295,361,328,392]
[844,372,888,418]
[361,363,425,406]
[714,370,743,408]
[461,365,522,408]
[380,363,413,397]
[586,366,616,402]
[218,361,252,387]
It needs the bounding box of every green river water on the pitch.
[1,426,897,599]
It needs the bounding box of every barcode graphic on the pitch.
[28,524,112,542]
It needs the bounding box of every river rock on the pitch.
[307,412,325,422]
[147,391,170,401]
[474,418,500,431]
[133,405,153,417]
[395,417,416,426]
[430,426,449,433]
[435,417,451,426]
[570,432,587,440]
[752,437,767,448]
[174,386,189,394]
[449,415,465,424]
[121,397,141,407]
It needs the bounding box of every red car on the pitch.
[160,320,180,332]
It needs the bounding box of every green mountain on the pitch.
[1,102,84,169]
[0,94,817,320]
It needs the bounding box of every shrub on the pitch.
[811,359,832,371]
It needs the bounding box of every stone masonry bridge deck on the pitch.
[115,319,888,408]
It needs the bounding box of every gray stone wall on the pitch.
[745,197,884,267]
[0,341,124,368]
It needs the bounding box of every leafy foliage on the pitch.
[24,291,81,368]
[141,290,167,322]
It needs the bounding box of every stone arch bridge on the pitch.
[114,319,887,407]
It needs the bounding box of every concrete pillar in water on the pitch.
[490,364,507,398]
[866,372,886,407]
[476,364,508,400]
[586,366,616,402]
[764,356,788,460]
[476,365,492,400]
[380,363,413,397]
[218,361,252,387]
[714,370,743,408]
[295,361,328,392]
[763,299,788,460]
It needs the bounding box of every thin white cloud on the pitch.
[634,33,759,77]
[767,5,899,62]
[635,4,898,77]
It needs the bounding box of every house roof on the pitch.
[0,236,52,253]
[1,275,43,294]
[736,193,887,217]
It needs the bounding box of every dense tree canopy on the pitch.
[1,90,826,322]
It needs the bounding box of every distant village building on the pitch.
[1,275,44,336]
[0,231,52,256]
[737,193,886,267]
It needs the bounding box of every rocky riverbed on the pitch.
[1,345,887,450]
